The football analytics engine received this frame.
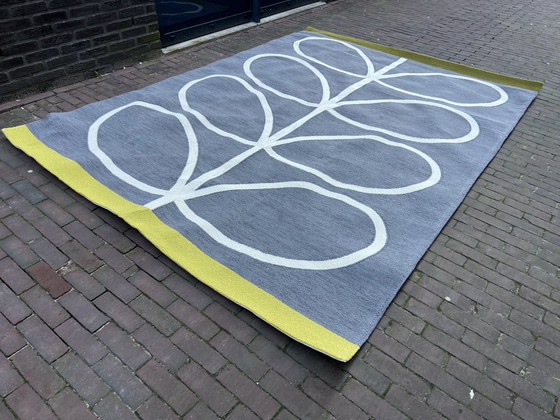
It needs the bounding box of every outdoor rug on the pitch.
[2,28,542,361]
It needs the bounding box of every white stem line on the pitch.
[148,54,409,209]
[268,57,408,143]
[145,145,263,209]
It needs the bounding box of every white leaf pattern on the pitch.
[88,36,509,270]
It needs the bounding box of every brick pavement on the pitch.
[1,0,559,418]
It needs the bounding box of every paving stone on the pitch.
[60,239,103,273]
[93,393,137,420]
[137,359,197,415]
[129,270,177,307]
[95,322,150,370]
[285,341,350,390]
[10,345,65,399]
[217,364,281,420]
[204,302,258,345]
[0,179,17,201]
[32,216,71,246]
[6,195,43,222]
[512,397,556,420]
[273,409,299,420]
[211,330,268,382]
[0,281,32,323]
[11,179,47,204]
[127,247,172,280]
[342,379,408,420]
[0,356,24,397]
[0,313,26,356]
[132,323,189,371]
[426,388,483,420]
[367,329,411,363]
[17,315,68,363]
[163,273,213,309]
[21,284,69,328]
[94,291,145,332]
[92,265,141,303]
[5,384,56,420]
[384,303,426,334]
[130,294,181,336]
[0,256,35,294]
[171,327,227,375]
[249,335,308,385]
[93,223,135,252]
[136,396,180,420]
[55,318,109,365]
[124,229,162,256]
[485,361,555,412]
[58,289,109,332]
[29,237,69,269]
[0,399,16,420]
[303,376,369,420]
[387,385,447,420]
[0,199,14,218]
[63,269,106,300]
[167,299,220,340]
[177,362,236,417]
[93,208,131,233]
[259,371,327,419]
[226,404,260,420]
[3,214,41,244]
[446,356,514,410]
[36,199,74,226]
[26,261,71,298]
[65,202,103,229]
[53,352,110,406]
[0,235,40,268]
[48,387,98,420]
[423,325,487,370]
[94,243,134,274]
[93,354,151,410]
[64,220,105,249]
[406,297,466,338]
[184,402,220,420]
[406,352,473,405]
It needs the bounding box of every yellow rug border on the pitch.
[2,125,359,361]
[307,27,543,91]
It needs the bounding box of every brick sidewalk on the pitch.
[1,0,559,418]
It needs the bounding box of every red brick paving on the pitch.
[1,0,560,418]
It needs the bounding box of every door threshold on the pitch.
[161,1,326,54]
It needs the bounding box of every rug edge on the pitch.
[1,125,360,362]
[306,27,543,91]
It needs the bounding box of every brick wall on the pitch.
[0,0,161,102]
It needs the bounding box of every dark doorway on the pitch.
[155,0,318,47]
[259,0,319,18]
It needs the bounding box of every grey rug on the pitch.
[2,29,540,360]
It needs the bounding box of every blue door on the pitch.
[155,0,317,47]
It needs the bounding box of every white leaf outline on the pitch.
[268,135,441,195]
[330,99,480,143]
[244,53,331,107]
[179,74,273,145]
[376,73,508,107]
[88,35,511,270]
[293,36,376,77]
[176,181,387,270]
[88,101,199,195]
